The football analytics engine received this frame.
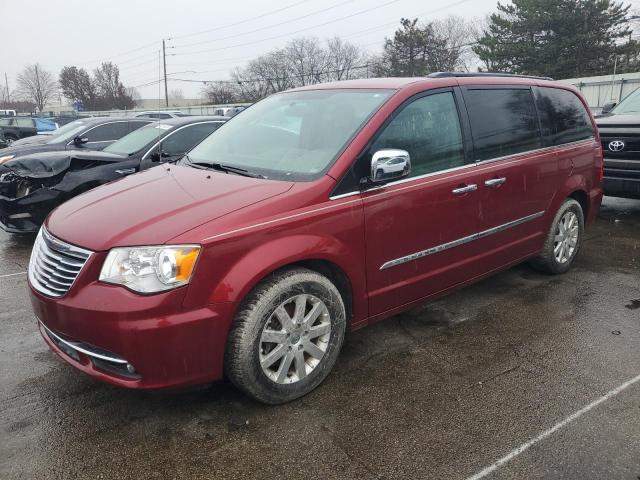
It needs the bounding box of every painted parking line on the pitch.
[466,373,640,480]
[0,271,27,279]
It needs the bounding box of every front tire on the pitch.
[530,198,584,274]
[224,267,346,404]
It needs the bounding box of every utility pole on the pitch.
[4,73,9,103]
[162,39,169,108]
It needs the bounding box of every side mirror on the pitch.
[150,151,172,162]
[601,102,617,114]
[370,149,411,184]
[73,136,89,146]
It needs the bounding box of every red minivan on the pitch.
[29,73,603,404]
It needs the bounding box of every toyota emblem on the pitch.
[608,140,625,151]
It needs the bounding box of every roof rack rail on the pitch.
[428,72,554,81]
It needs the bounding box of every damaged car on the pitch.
[0,116,227,233]
[0,117,153,164]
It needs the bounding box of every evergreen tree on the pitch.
[474,0,639,78]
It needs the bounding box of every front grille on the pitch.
[600,134,640,160]
[28,228,92,297]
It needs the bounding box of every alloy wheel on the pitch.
[259,294,332,384]
[554,210,579,264]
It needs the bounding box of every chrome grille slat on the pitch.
[38,254,79,275]
[32,264,73,288]
[28,228,93,298]
[40,249,85,268]
[34,256,76,282]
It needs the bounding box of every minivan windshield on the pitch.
[103,123,169,155]
[612,88,640,114]
[186,89,392,181]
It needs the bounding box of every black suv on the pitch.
[596,89,640,199]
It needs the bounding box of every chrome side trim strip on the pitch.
[379,211,545,270]
[39,320,129,364]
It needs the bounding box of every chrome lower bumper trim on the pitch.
[39,320,128,364]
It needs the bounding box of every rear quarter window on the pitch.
[463,87,541,161]
[534,87,593,146]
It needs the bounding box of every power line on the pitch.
[173,0,405,57]
[37,1,316,72]
[171,0,315,41]
[173,0,355,49]
[343,0,475,40]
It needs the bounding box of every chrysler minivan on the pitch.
[29,73,603,404]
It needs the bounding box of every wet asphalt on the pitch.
[0,197,639,480]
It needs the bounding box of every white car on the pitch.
[134,111,190,119]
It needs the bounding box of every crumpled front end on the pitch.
[0,166,64,233]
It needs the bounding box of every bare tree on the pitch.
[169,88,184,100]
[325,37,368,80]
[202,81,239,104]
[93,62,134,109]
[431,16,481,72]
[230,36,370,101]
[286,38,328,86]
[16,64,57,112]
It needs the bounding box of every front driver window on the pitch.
[158,123,223,157]
[371,92,466,178]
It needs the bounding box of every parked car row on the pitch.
[0,116,227,233]
[13,73,609,405]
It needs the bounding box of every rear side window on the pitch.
[464,88,541,161]
[16,118,34,128]
[371,91,466,177]
[85,122,130,142]
[534,87,593,146]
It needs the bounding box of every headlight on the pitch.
[99,245,201,293]
[0,155,15,164]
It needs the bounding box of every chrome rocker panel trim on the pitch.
[380,211,545,270]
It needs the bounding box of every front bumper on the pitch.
[31,276,235,390]
[0,188,61,233]
[603,157,640,199]
[603,176,640,199]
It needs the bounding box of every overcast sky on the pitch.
[2,0,640,102]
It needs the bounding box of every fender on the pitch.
[207,234,368,323]
[546,172,589,222]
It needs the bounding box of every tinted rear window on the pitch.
[464,88,541,161]
[534,87,593,146]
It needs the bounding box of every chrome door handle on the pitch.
[485,177,506,188]
[452,184,478,195]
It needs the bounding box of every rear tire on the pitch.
[529,198,584,274]
[224,267,346,404]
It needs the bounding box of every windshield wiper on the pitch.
[180,155,265,178]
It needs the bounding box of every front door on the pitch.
[362,89,484,316]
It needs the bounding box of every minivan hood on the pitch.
[46,165,294,251]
